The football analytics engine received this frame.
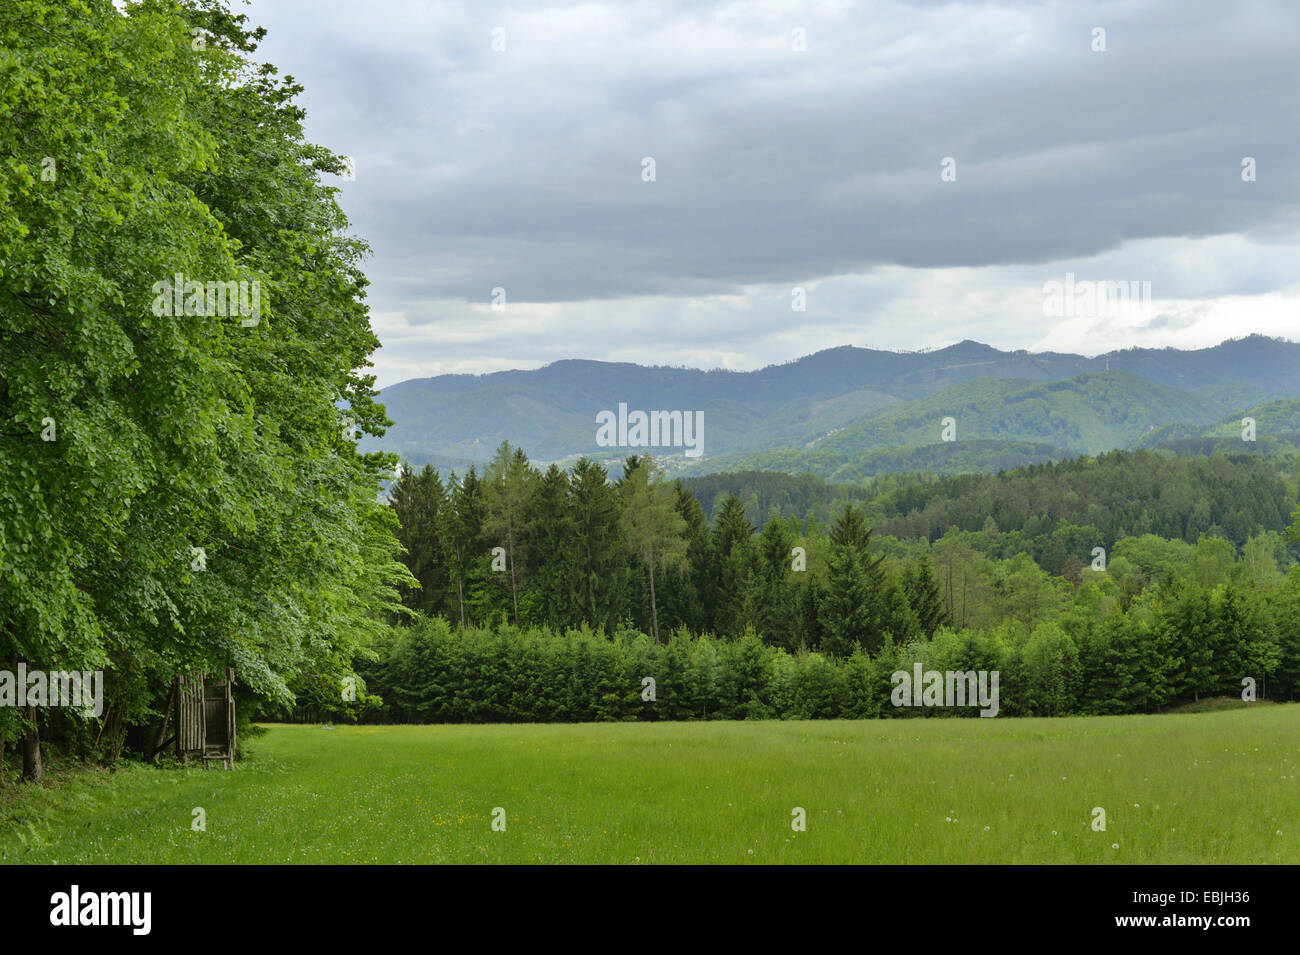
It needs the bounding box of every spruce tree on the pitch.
[443,467,490,628]
[711,495,756,635]
[528,464,574,628]
[390,463,447,615]
[754,514,797,643]
[1272,567,1300,700]
[817,504,886,656]
[903,553,951,638]
[568,457,626,631]
[654,482,710,634]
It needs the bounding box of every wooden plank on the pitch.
[177,674,206,754]
[227,668,236,769]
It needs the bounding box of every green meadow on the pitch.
[3,707,1298,865]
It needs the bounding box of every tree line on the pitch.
[291,554,1300,724]
[356,440,1300,722]
[686,450,1298,553]
[388,442,962,650]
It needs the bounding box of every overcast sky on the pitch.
[240,0,1299,387]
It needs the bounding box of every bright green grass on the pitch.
[3,707,1298,864]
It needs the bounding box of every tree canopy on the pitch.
[0,0,411,777]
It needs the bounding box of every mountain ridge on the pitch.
[367,335,1300,475]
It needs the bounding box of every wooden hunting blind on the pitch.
[174,669,236,769]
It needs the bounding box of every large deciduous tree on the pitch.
[620,456,688,643]
[0,0,411,777]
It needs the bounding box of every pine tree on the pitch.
[527,464,573,628]
[753,514,797,643]
[677,482,712,631]
[1159,579,1214,701]
[710,495,756,635]
[1272,566,1300,700]
[443,466,489,628]
[568,457,626,631]
[1209,583,1279,698]
[903,553,951,638]
[389,463,447,615]
[880,578,923,646]
[817,504,886,656]
[712,495,754,559]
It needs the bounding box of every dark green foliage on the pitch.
[368,446,1300,723]
[391,465,447,615]
[0,0,411,775]
[567,458,627,632]
[525,464,574,628]
[867,450,1295,550]
[358,536,1299,719]
[817,504,887,656]
[903,554,950,637]
[442,467,490,628]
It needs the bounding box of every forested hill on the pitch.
[371,336,1300,476]
[1136,399,1300,456]
[683,450,1299,552]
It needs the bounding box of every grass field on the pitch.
[3,707,1298,864]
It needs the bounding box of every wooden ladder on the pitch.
[202,744,232,770]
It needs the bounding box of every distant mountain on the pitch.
[366,335,1300,476]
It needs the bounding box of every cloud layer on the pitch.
[244,0,1300,385]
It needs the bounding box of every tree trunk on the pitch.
[0,653,11,785]
[946,562,954,622]
[648,557,660,644]
[150,681,177,761]
[21,704,41,784]
[587,543,597,626]
[961,574,968,630]
[585,574,593,627]
[508,542,519,627]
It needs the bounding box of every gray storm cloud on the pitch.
[245,0,1299,382]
